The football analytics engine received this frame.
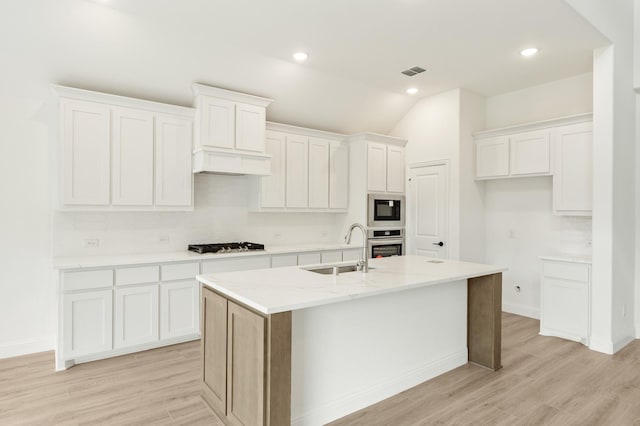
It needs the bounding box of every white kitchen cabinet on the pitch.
[286,134,309,208]
[201,255,271,274]
[155,114,193,207]
[198,96,235,149]
[53,85,195,211]
[261,131,286,208]
[297,252,322,266]
[320,250,342,264]
[235,103,266,152]
[111,107,154,206]
[553,122,593,216]
[342,248,362,262]
[61,99,111,206]
[386,145,406,193]
[329,141,349,209]
[367,142,406,193]
[367,142,388,192]
[308,138,330,209]
[475,136,509,179]
[114,284,159,349]
[160,280,200,340]
[63,289,113,358]
[540,258,591,345]
[509,130,551,176]
[271,253,298,268]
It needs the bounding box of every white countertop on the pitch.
[539,254,592,264]
[52,243,358,269]
[198,255,506,314]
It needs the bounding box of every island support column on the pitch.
[467,273,502,370]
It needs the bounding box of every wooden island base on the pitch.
[201,272,502,426]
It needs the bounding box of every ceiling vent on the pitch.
[401,66,427,77]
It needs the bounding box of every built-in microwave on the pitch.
[367,194,405,227]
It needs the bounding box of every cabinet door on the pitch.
[321,250,342,264]
[541,276,589,342]
[261,131,286,208]
[114,284,159,349]
[297,252,321,266]
[61,99,111,205]
[285,135,309,208]
[111,107,154,206]
[227,301,266,426]
[200,96,235,149]
[271,254,298,268]
[63,289,113,358]
[386,146,405,193]
[475,136,509,178]
[343,248,362,262]
[367,142,388,192]
[235,103,266,152]
[553,122,593,216]
[308,138,330,209]
[202,287,228,416]
[155,115,193,207]
[160,280,199,339]
[329,141,349,209]
[509,130,550,176]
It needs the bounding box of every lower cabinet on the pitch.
[63,289,113,358]
[160,280,200,339]
[540,259,591,345]
[114,284,159,349]
[201,287,291,426]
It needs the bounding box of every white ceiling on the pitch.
[1,0,607,134]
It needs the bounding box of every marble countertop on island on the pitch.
[197,255,507,315]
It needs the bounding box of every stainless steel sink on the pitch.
[303,264,374,275]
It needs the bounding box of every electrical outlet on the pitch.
[159,235,170,244]
[84,238,99,249]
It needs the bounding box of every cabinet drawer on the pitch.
[161,262,199,281]
[115,265,160,286]
[321,250,343,264]
[62,269,113,292]
[271,254,298,268]
[542,261,589,282]
[202,255,271,274]
[297,252,321,266]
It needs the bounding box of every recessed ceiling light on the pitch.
[406,88,418,95]
[520,47,539,57]
[293,52,308,62]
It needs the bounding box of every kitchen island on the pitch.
[197,255,505,426]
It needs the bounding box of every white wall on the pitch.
[485,178,592,318]
[485,73,593,129]
[483,74,594,319]
[53,174,341,257]
[0,96,55,358]
[391,89,461,260]
[566,0,636,353]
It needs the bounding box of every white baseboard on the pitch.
[291,348,468,426]
[58,334,200,371]
[613,334,636,353]
[589,333,636,355]
[0,337,54,360]
[502,302,540,319]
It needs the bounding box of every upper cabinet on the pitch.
[347,134,406,194]
[553,122,593,216]
[250,122,349,212]
[53,85,195,211]
[192,84,273,175]
[475,130,550,179]
[474,114,593,216]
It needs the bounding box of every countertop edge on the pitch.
[539,255,592,264]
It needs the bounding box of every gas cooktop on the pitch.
[188,242,265,254]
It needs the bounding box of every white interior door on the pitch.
[407,163,449,258]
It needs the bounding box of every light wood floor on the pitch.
[1,313,640,425]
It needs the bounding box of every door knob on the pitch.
[432,241,444,247]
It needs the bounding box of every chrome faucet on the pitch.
[344,223,369,273]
